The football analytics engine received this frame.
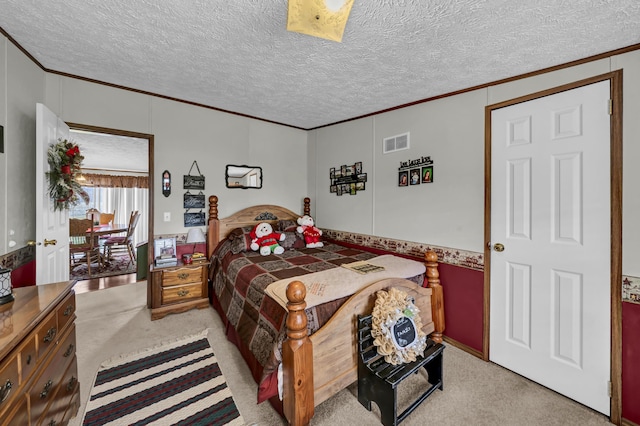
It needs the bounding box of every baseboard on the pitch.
[442,335,483,359]
[623,417,639,426]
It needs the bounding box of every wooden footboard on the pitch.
[282,250,445,426]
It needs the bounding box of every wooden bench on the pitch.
[357,314,445,426]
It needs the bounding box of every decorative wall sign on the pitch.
[398,156,433,187]
[184,211,206,227]
[183,160,205,190]
[183,191,205,209]
[330,161,367,196]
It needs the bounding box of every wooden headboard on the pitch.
[206,195,311,258]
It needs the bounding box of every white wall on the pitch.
[309,53,640,278]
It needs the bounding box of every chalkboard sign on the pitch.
[184,160,205,190]
[183,191,205,209]
[184,211,205,227]
[391,316,418,349]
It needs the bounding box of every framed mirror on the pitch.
[225,165,262,189]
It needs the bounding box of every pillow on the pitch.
[277,219,298,232]
[227,226,254,254]
[280,231,305,250]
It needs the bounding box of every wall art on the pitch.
[398,156,433,187]
[330,161,367,196]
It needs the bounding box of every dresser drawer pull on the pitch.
[177,289,190,297]
[64,343,75,358]
[64,304,74,316]
[40,379,53,399]
[66,376,77,392]
[0,379,12,402]
[43,327,57,343]
[177,272,189,280]
[48,420,57,426]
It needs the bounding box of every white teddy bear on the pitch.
[250,222,286,255]
[296,215,323,248]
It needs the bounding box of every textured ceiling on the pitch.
[1,1,639,129]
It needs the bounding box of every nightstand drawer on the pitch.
[161,283,203,305]
[162,266,203,286]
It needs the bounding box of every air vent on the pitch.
[382,132,410,154]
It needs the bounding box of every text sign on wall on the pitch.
[398,156,434,187]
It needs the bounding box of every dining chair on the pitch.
[69,215,103,276]
[104,211,140,265]
[99,211,115,225]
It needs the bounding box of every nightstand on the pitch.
[148,260,210,320]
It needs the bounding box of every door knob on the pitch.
[44,239,57,247]
[27,240,37,246]
[493,243,505,252]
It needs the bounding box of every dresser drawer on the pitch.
[35,311,58,360]
[39,356,78,426]
[162,266,203,286]
[57,291,76,332]
[0,353,18,413]
[162,282,203,305]
[19,335,37,385]
[29,326,75,424]
[2,394,28,426]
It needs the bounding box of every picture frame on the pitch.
[421,166,433,183]
[183,191,205,209]
[410,168,421,185]
[398,171,409,187]
[154,237,176,258]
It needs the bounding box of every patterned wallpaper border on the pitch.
[323,229,639,304]
[322,229,484,272]
[0,245,34,270]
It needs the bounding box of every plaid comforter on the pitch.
[209,238,423,401]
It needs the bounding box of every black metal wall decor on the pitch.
[330,162,367,196]
[398,156,433,187]
[162,170,171,197]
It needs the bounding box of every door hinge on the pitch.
[608,380,612,397]
[608,99,613,115]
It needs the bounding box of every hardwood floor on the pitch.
[72,272,139,295]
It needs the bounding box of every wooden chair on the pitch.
[69,216,103,276]
[104,211,140,265]
[99,211,115,225]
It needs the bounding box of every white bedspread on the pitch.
[264,254,426,309]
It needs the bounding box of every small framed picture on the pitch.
[330,185,337,193]
[422,166,433,183]
[399,171,409,187]
[154,237,176,258]
[341,165,348,176]
[410,168,421,185]
[350,183,357,195]
[355,181,365,190]
[357,173,367,182]
[330,167,335,179]
[337,185,343,196]
[355,162,362,174]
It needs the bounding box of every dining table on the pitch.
[88,223,128,236]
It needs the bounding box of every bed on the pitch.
[206,195,445,425]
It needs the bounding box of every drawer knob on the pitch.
[177,272,189,280]
[64,343,75,358]
[177,289,190,297]
[0,379,12,402]
[66,376,77,392]
[40,379,53,399]
[64,305,73,316]
[27,354,32,365]
[43,327,57,343]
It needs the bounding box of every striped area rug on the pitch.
[82,331,244,426]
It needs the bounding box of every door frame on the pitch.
[483,71,622,424]
[66,122,155,277]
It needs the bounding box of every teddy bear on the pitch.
[250,222,285,255]
[296,215,323,248]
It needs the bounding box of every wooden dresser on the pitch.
[0,281,79,426]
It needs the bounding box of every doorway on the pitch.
[484,72,622,422]
[67,122,154,283]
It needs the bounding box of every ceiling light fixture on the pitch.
[287,0,355,42]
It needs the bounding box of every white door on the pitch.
[489,81,611,414]
[35,103,70,285]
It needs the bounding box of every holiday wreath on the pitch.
[46,139,89,211]
[371,287,428,365]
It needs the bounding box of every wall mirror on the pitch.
[225,165,262,189]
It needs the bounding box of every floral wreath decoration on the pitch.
[371,287,428,365]
[46,139,89,211]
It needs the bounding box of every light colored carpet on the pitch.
[71,281,612,426]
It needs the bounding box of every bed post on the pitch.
[282,281,314,426]
[303,197,310,216]
[426,250,445,343]
[207,195,220,259]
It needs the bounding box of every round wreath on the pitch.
[371,287,428,365]
[46,139,89,211]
